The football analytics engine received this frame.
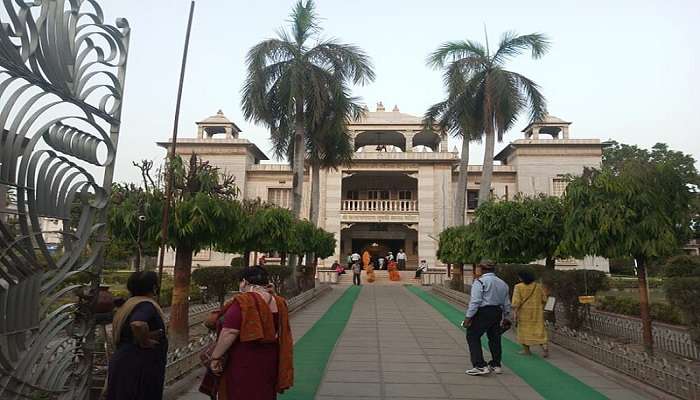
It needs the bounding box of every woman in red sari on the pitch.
[204,266,293,399]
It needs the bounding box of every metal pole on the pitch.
[157,0,196,299]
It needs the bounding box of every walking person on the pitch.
[396,249,406,270]
[106,271,168,400]
[512,270,549,357]
[201,266,294,399]
[462,261,512,376]
[352,261,362,286]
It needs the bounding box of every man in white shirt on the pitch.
[396,249,406,270]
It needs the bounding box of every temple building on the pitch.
[158,104,609,272]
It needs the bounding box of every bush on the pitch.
[596,296,684,326]
[609,257,636,276]
[495,264,547,293]
[230,265,294,297]
[231,257,245,268]
[542,270,609,329]
[608,277,663,290]
[192,266,238,306]
[664,255,700,278]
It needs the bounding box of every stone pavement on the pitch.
[176,284,660,400]
[316,285,655,400]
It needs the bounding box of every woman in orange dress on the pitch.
[362,250,376,283]
[201,267,293,400]
[388,261,401,281]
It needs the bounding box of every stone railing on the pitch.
[431,284,469,305]
[421,271,447,286]
[555,305,700,361]
[317,269,339,284]
[548,324,700,400]
[164,285,331,385]
[341,199,418,213]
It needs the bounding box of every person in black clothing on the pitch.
[106,271,168,400]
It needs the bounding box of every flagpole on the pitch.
[157,0,196,299]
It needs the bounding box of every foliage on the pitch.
[220,205,295,258]
[603,141,700,239]
[663,255,700,278]
[560,162,692,263]
[662,255,700,343]
[288,219,336,259]
[242,0,374,217]
[596,296,684,326]
[608,277,662,290]
[494,264,547,293]
[192,267,238,306]
[541,270,609,329]
[475,195,564,267]
[108,183,162,263]
[436,225,482,264]
[230,265,294,297]
[427,31,549,203]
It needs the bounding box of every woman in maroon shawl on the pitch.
[202,266,293,400]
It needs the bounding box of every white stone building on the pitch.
[158,105,609,272]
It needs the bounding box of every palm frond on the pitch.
[427,40,488,69]
[506,70,548,123]
[289,0,319,46]
[492,32,550,65]
[306,40,376,84]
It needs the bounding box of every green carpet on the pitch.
[280,285,361,400]
[406,285,608,400]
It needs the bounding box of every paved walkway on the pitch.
[177,285,661,400]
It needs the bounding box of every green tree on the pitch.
[475,194,564,268]
[108,183,161,270]
[242,0,374,220]
[437,224,482,291]
[560,161,693,351]
[603,141,700,238]
[428,31,549,204]
[164,155,243,347]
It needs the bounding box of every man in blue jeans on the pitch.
[462,261,512,376]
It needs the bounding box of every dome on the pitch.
[197,110,232,125]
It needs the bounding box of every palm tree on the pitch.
[242,0,374,219]
[428,31,550,205]
[424,70,482,226]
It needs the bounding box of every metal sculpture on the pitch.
[0,1,129,399]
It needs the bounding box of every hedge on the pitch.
[596,296,684,326]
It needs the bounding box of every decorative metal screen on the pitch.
[0,1,129,399]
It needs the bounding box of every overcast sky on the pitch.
[103,0,699,184]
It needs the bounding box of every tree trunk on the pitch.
[454,136,470,226]
[451,263,465,292]
[636,257,654,352]
[545,256,556,269]
[243,250,251,268]
[478,122,495,205]
[292,98,305,218]
[169,245,193,349]
[310,163,321,226]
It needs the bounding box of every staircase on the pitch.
[337,270,420,286]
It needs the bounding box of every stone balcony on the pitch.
[340,199,419,223]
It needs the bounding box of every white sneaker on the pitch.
[489,366,503,374]
[465,367,491,376]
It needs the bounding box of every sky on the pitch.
[103,0,700,184]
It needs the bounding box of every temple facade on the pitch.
[158,104,609,272]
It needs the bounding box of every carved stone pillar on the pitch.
[404,130,415,152]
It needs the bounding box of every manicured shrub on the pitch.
[494,264,547,293]
[596,296,684,326]
[541,270,609,329]
[192,266,238,306]
[662,256,700,343]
